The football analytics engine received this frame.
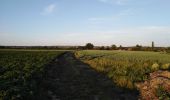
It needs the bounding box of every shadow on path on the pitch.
[39,52,139,100]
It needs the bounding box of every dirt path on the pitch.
[39,52,139,100]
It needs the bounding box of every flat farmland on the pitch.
[75,50,170,99]
[75,50,170,89]
[0,50,65,100]
[1,49,170,100]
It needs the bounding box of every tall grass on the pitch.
[75,50,170,89]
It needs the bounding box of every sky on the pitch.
[0,0,170,46]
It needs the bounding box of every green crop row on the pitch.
[75,50,170,89]
[0,50,64,100]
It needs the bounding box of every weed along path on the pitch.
[40,52,139,100]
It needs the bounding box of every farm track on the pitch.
[39,52,139,100]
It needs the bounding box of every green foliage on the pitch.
[160,63,170,70]
[100,46,105,50]
[156,85,170,100]
[111,44,117,50]
[75,50,170,89]
[85,43,94,49]
[0,50,64,100]
[151,63,159,71]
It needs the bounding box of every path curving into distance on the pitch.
[39,52,139,100]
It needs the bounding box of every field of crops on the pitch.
[75,50,170,89]
[0,50,64,100]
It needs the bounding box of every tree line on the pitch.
[82,43,170,52]
[0,43,170,52]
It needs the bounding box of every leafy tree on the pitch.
[119,45,122,49]
[167,47,170,50]
[100,46,105,50]
[136,44,141,48]
[106,46,110,50]
[111,44,117,50]
[85,43,94,49]
[132,44,142,51]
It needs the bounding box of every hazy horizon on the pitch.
[1,0,170,47]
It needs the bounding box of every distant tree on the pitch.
[85,43,94,49]
[119,45,122,49]
[100,46,105,50]
[167,47,170,53]
[136,44,141,48]
[168,47,170,50]
[133,44,142,51]
[111,44,117,50]
[77,46,85,50]
[106,46,110,50]
[0,46,5,49]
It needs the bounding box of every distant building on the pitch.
[152,41,154,48]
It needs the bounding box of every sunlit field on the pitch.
[75,50,170,89]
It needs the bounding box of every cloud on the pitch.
[116,0,129,5]
[107,26,170,35]
[1,26,170,46]
[88,17,116,22]
[88,9,132,22]
[99,0,108,3]
[95,26,170,35]
[61,26,170,46]
[41,4,56,15]
[98,0,130,5]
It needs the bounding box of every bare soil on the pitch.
[136,70,170,100]
[38,52,139,100]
